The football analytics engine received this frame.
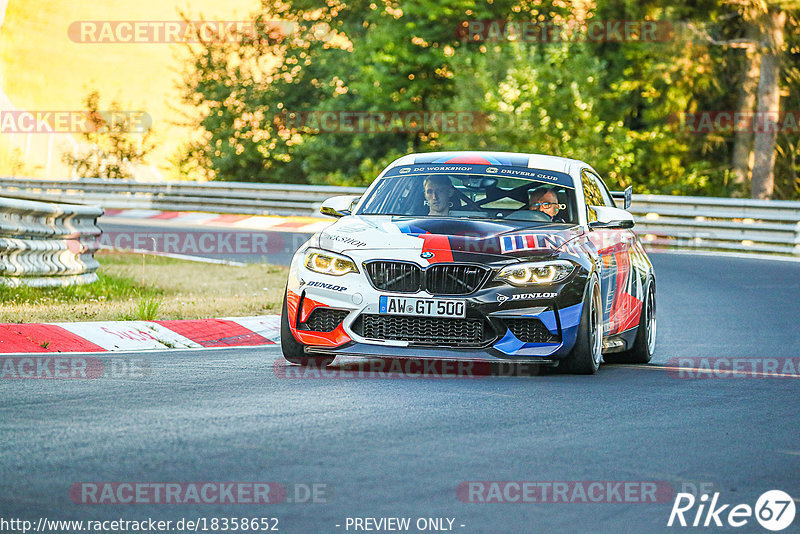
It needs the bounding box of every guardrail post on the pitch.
[795,221,800,257]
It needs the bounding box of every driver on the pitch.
[423,175,456,216]
[528,187,562,221]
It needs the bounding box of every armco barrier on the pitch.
[0,177,363,217]
[1,177,799,256]
[0,196,104,287]
[632,194,800,256]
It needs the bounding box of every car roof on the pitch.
[384,151,592,176]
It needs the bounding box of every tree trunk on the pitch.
[731,28,760,193]
[750,8,785,200]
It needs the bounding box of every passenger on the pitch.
[528,187,563,221]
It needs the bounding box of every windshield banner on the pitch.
[383,164,574,188]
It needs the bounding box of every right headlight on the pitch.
[496,260,574,286]
[304,249,358,276]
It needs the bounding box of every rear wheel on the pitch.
[280,290,334,368]
[605,278,656,364]
[562,278,603,375]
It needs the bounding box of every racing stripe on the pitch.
[394,222,430,235]
[616,293,643,332]
[603,238,643,334]
[417,153,531,166]
[420,234,454,263]
[438,155,494,165]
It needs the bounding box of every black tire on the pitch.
[604,278,656,364]
[280,290,334,368]
[561,277,603,375]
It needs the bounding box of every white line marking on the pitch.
[611,363,800,379]
[647,248,800,263]
[99,246,246,266]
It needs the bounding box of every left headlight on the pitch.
[304,248,358,276]
[496,260,574,286]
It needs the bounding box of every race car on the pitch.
[280,151,656,374]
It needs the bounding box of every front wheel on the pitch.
[280,290,334,368]
[562,277,603,375]
[605,278,656,364]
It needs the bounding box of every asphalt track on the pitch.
[2,253,799,533]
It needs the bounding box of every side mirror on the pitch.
[610,186,632,210]
[589,206,635,229]
[320,195,360,218]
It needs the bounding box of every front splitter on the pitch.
[305,342,560,366]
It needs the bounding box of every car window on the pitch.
[585,169,615,207]
[581,170,604,222]
[357,165,579,224]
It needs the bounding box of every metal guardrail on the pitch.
[631,194,800,256]
[0,177,364,217]
[1,177,799,257]
[0,195,104,287]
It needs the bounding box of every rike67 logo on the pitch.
[668,490,795,531]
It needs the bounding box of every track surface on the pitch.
[2,253,799,533]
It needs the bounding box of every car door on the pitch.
[582,169,642,335]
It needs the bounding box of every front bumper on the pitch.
[286,252,587,363]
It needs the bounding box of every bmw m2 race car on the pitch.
[281,151,656,374]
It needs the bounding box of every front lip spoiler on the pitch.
[305,346,559,366]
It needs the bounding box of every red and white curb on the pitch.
[102,209,332,234]
[0,316,281,354]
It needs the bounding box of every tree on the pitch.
[176,0,799,198]
[731,26,760,193]
[686,1,795,198]
[63,91,153,180]
[750,6,786,199]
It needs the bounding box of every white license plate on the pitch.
[378,296,466,318]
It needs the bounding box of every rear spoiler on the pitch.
[611,186,632,210]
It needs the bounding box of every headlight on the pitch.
[304,249,358,276]
[496,260,574,286]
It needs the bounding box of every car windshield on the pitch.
[356,164,578,224]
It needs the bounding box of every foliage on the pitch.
[62,91,154,180]
[177,0,799,197]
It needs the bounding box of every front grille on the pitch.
[365,261,421,292]
[358,314,485,346]
[502,318,560,343]
[302,308,349,332]
[365,261,489,295]
[425,264,490,295]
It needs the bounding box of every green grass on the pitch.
[130,296,163,321]
[0,271,162,305]
[0,251,288,323]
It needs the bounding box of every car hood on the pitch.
[317,215,585,261]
